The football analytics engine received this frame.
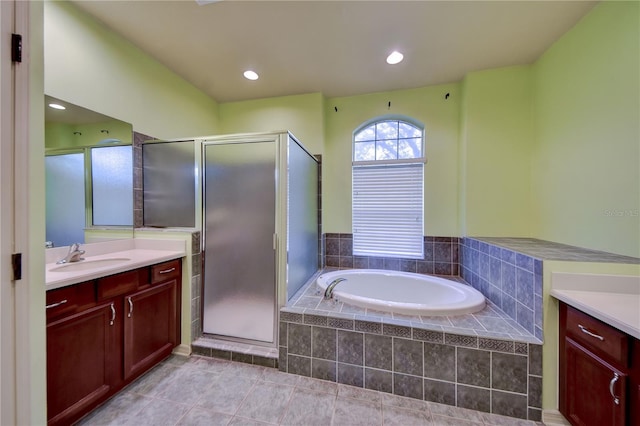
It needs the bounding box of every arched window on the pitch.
[352,117,425,258]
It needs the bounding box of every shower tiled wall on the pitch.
[279,311,542,421]
[190,231,203,341]
[460,238,543,340]
[132,131,153,229]
[316,155,323,269]
[324,235,460,276]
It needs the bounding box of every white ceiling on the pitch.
[45,95,118,124]
[70,0,598,103]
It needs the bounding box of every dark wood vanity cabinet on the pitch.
[630,338,640,426]
[46,302,119,426]
[559,302,638,426]
[124,279,178,380]
[46,259,181,426]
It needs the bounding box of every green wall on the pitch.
[219,93,325,155]
[532,1,640,258]
[460,66,534,237]
[44,0,639,258]
[323,84,461,235]
[45,119,132,150]
[44,1,219,139]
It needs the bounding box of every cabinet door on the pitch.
[123,280,177,380]
[47,302,118,426]
[631,338,640,426]
[565,337,627,426]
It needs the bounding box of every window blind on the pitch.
[352,163,424,258]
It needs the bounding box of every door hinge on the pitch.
[11,34,22,63]
[12,253,22,280]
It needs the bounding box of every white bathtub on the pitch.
[316,269,485,316]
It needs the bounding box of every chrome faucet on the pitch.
[56,243,85,264]
[324,278,347,299]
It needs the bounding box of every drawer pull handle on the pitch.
[109,303,116,326]
[578,324,604,341]
[609,373,620,405]
[127,297,133,318]
[46,299,68,309]
[159,267,176,275]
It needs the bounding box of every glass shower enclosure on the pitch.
[202,132,318,345]
[143,131,319,347]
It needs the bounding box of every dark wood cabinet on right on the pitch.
[559,302,639,426]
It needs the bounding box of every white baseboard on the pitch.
[542,409,570,425]
[172,344,191,357]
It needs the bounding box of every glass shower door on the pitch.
[202,141,276,343]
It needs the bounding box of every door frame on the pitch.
[0,0,18,421]
[1,1,45,424]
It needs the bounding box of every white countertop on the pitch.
[46,239,186,291]
[551,272,640,340]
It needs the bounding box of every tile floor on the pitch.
[79,355,544,426]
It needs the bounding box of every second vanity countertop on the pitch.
[551,272,640,340]
[46,239,186,291]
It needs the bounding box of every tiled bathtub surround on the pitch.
[290,275,540,343]
[279,308,543,421]
[324,234,460,276]
[460,238,543,341]
[280,276,542,422]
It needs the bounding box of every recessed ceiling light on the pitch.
[48,103,66,110]
[386,51,404,65]
[243,70,259,81]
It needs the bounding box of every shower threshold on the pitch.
[191,335,279,369]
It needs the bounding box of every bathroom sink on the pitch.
[50,257,131,272]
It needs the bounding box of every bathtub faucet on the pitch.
[324,278,347,299]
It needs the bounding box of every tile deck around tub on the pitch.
[286,270,541,345]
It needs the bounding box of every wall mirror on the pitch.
[45,95,134,248]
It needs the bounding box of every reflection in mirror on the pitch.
[45,153,86,246]
[45,96,134,248]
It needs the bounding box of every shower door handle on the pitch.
[273,233,277,251]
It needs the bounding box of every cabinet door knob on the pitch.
[578,324,604,341]
[127,297,133,318]
[109,303,116,326]
[609,372,620,405]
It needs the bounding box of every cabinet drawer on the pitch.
[46,281,96,322]
[151,260,181,284]
[97,270,141,301]
[565,305,629,366]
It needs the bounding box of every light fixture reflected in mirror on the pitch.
[99,129,122,145]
